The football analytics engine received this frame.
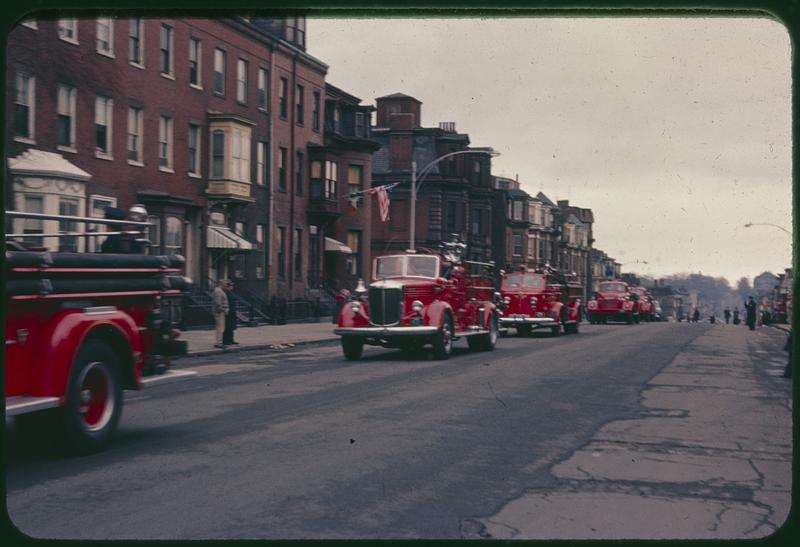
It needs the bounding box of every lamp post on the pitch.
[408,148,499,251]
[744,222,792,238]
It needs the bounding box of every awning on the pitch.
[324,236,352,254]
[207,225,254,251]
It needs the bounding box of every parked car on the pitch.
[586,280,637,324]
[334,242,500,360]
[499,267,582,335]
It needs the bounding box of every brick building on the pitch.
[556,200,594,299]
[369,93,495,265]
[5,16,335,310]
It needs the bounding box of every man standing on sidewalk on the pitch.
[223,280,239,346]
[213,279,229,348]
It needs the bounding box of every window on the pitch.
[164,216,182,255]
[57,85,76,149]
[279,77,288,118]
[22,195,43,245]
[129,18,143,65]
[295,152,304,195]
[89,195,117,252]
[127,106,143,163]
[278,227,286,278]
[189,38,201,87]
[256,224,264,246]
[513,234,523,256]
[211,130,225,177]
[512,200,524,220]
[258,68,268,111]
[159,115,173,169]
[446,201,457,232]
[147,215,161,253]
[256,142,267,186]
[95,96,113,157]
[278,147,287,192]
[294,228,302,279]
[471,208,482,235]
[347,231,361,276]
[472,159,482,183]
[59,198,80,252]
[312,91,320,131]
[188,124,201,175]
[539,239,546,261]
[236,58,247,103]
[214,48,225,94]
[234,221,244,236]
[230,127,251,182]
[324,160,337,199]
[58,19,78,43]
[160,24,173,76]
[528,237,536,258]
[14,73,34,140]
[96,18,113,56]
[285,17,306,48]
[347,165,363,204]
[296,84,304,125]
[355,112,366,137]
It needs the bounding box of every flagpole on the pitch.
[410,161,417,251]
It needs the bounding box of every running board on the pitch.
[6,396,60,416]
[455,329,490,338]
[140,369,197,387]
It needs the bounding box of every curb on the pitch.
[181,336,340,359]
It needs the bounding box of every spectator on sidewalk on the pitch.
[733,307,741,325]
[783,331,792,379]
[693,308,700,323]
[212,279,229,348]
[724,307,731,324]
[223,280,239,346]
[745,296,757,331]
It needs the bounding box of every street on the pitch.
[5,322,792,540]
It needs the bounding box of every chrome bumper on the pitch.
[334,326,439,337]
[500,317,557,326]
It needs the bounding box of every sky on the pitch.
[307,16,792,285]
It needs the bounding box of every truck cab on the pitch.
[499,267,582,336]
[334,242,499,360]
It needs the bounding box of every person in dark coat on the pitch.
[100,207,146,254]
[745,296,757,330]
[724,307,731,324]
[223,280,239,345]
[693,308,700,323]
[783,331,792,379]
[733,307,740,325]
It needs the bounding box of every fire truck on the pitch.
[586,280,638,324]
[627,286,655,322]
[499,266,582,336]
[5,206,195,453]
[334,242,500,360]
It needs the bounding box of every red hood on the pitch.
[595,291,627,300]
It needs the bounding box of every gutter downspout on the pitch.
[288,51,298,295]
[266,44,275,299]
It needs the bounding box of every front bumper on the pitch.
[500,316,557,327]
[334,326,439,337]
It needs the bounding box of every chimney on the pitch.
[439,121,456,133]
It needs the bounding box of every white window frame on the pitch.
[159,115,174,171]
[188,123,201,177]
[256,141,266,186]
[211,130,225,178]
[58,19,78,44]
[56,84,77,151]
[129,18,144,67]
[214,48,226,95]
[256,224,264,245]
[512,234,523,257]
[189,37,202,88]
[127,106,143,165]
[96,18,114,57]
[14,73,35,143]
[95,96,113,159]
[257,68,268,111]
[231,127,251,182]
[236,58,247,104]
[159,24,174,78]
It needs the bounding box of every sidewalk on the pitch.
[180,319,339,357]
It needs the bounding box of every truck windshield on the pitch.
[503,273,545,289]
[599,282,626,292]
[374,255,438,278]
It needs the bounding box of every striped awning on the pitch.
[324,236,352,254]
[207,225,254,251]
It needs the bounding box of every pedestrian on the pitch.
[724,307,731,324]
[745,296,757,331]
[223,280,239,346]
[212,279,229,348]
[733,307,740,325]
[100,206,146,254]
[693,308,700,323]
[783,331,792,379]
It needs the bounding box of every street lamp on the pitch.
[744,222,792,238]
[409,148,500,250]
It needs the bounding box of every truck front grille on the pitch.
[369,286,403,326]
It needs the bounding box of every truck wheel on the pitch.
[634,313,640,324]
[626,313,634,325]
[517,324,532,337]
[482,313,498,351]
[341,336,364,361]
[432,314,453,360]
[551,325,561,336]
[63,340,123,454]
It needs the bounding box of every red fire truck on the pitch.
[586,280,637,324]
[334,242,500,360]
[5,207,195,453]
[628,286,655,322]
[499,266,582,336]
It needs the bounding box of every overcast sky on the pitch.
[308,16,791,285]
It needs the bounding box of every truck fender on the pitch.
[337,300,369,328]
[550,302,565,321]
[27,309,142,400]
[425,300,452,327]
[479,302,497,328]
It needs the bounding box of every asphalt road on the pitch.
[6,321,748,539]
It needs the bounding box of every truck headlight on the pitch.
[530,296,538,307]
[503,296,510,305]
[412,300,424,312]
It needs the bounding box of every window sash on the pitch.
[188,124,200,173]
[129,18,142,63]
[97,18,113,53]
[95,97,113,154]
[214,49,225,94]
[237,59,247,102]
[189,39,201,85]
[258,68,268,109]
[127,107,142,161]
[160,25,173,74]
[211,130,225,177]
[159,116,173,167]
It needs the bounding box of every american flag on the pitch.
[375,185,390,223]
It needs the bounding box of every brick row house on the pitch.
[369,93,495,263]
[5,16,378,320]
